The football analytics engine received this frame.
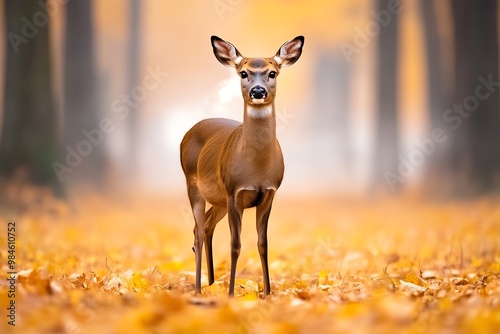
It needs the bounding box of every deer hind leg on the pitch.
[204,205,228,285]
[256,189,276,298]
[187,182,206,294]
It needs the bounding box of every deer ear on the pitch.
[274,36,304,68]
[211,36,243,68]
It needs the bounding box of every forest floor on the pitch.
[1,185,500,333]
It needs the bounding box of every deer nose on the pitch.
[250,86,267,99]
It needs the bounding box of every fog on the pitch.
[1,0,499,199]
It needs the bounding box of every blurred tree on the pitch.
[373,0,400,192]
[420,0,447,134]
[126,0,141,176]
[313,51,353,183]
[419,0,453,194]
[63,1,106,187]
[450,0,500,195]
[0,0,60,191]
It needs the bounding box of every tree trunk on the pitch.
[0,0,60,190]
[373,0,400,192]
[450,0,500,195]
[313,50,353,187]
[63,1,105,187]
[420,0,447,131]
[419,0,454,195]
[125,0,141,176]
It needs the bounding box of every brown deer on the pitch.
[180,35,304,297]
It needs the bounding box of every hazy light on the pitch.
[217,76,241,105]
[163,107,203,150]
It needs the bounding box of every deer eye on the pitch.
[240,71,248,79]
[269,71,277,79]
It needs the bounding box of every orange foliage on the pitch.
[1,187,500,333]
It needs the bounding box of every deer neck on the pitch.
[241,103,277,153]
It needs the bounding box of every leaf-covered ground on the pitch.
[1,186,500,333]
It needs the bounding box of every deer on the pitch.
[180,35,304,298]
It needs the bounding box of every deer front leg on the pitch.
[227,195,243,296]
[256,189,276,298]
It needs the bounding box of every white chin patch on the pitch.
[252,98,265,104]
[247,105,272,118]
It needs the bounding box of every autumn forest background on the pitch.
[0,0,499,333]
